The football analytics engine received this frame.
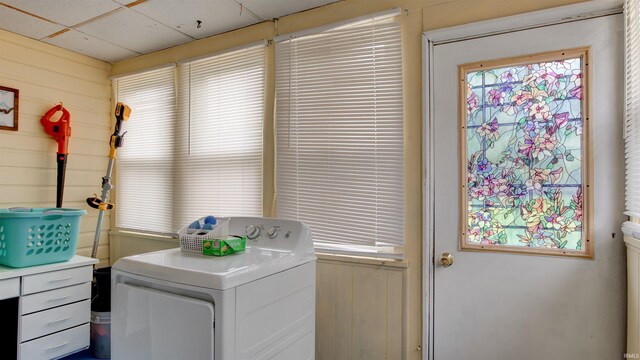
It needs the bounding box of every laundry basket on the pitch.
[178,217,229,253]
[0,207,86,268]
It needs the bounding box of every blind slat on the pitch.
[626,0,640,215]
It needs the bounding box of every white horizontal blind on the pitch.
[275,16,405,257]
[176,45,265,226]
[114,66,176,233]
[626,0,640,218]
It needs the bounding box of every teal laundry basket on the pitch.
[0,208,87,268]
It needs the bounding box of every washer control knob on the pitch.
[246,225,261,239]
[266,227,279,239]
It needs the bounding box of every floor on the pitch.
[63,348,106,360]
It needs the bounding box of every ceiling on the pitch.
[0,0,340,63]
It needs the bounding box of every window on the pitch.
[114,45,265,234]
[460,49,592,257]
[175,46,265,227]
[114,66,176,233]
[275,13,405,259]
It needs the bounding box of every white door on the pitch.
[430,14,626,360]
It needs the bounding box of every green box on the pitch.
[202,236,246,256]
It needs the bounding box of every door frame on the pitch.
[421,1,623,359]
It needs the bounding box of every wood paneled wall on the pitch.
[628,236,640,356]
[110,232,179,261]
[0,29,112,266]
[315,258,406,360]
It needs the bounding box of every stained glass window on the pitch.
[460,49,592,257]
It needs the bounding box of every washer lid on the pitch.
[113,247,316,290]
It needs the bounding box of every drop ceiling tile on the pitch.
[43,28,139,63]
[111,0,145,4]
[74,7,192,54]
[130,0,261,39]
[239,0,339,20]
[1,0,122,27]
[0,5,65,40]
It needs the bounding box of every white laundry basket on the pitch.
[178,217,229,253]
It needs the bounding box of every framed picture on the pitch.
[0,86,18,131]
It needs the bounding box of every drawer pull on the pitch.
[47,295,70,302]
[49,277,72,283]
[46,341,71,351]
[47,316,71,325]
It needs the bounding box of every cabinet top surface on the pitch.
[0,256,97,280]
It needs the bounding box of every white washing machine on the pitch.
[111,217,316,360]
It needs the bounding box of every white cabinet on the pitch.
[21,300,91,342]
[22,266,92,295]
[0,256,97,360]
[19,324,90,360]
[0,278,20,300]
[21,283,91,315]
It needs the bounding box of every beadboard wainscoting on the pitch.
[0,29,112,266]
[109,231,179,260]
[624,222,640,356]
[315,255,407,360]
[628,235,640,356]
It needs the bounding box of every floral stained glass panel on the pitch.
[461,49,591,256]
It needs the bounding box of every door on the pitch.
[431,14,625,359]
[112,283,215,360]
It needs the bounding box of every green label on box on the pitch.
[203,236,246,256]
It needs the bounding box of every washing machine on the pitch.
[111,217,316,360]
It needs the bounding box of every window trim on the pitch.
[458,47,594,258]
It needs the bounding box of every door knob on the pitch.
[439,252,454,267]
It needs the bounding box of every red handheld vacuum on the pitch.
[41,103,71,208]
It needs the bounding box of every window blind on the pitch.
[176,45,265,226]
[275,15,405,258]
[114,45,265,234]
[114,66,176,233]
[626,0,640,217]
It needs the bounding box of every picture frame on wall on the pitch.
[0,86,19,131]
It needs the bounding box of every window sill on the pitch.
[109,229,178,243]
[110,230,408,268]
[316,253,408,268]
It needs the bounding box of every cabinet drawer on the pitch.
[19,323,89,360]
[0,277,19,300]
[22,266,92,295]
[20,299,90,342]
[21,283,91,315]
